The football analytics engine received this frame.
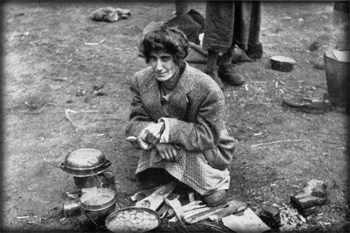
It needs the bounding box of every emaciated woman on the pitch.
[125,26,237,207]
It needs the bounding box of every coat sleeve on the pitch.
[125,73,154,138]
[161,87,225,152]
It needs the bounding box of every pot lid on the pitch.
[65,148,105,168]
[60,148,112,177]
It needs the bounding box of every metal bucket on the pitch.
[324,50,349,110]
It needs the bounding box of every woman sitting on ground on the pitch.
[125,26,237,207]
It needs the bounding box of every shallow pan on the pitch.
[105,207,161,233]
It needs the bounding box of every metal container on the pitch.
[63,201,82,218]
[60,148,111,177]
[73,171,116,189]
[105,207,161,233]
[270,56,296,72]
[80,188,117,225]
[324,50,349,109]
[102,171,116,190]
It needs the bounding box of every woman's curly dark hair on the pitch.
[140,26,189,65]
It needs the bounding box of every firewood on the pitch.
[182,204,207,213]
[208,200,247,222]
[135,181,177,211]
[165,198,184,223]
[183,206,211,219]
[184,202,228,224]
[157,203,170,219]
[185,198,247,224]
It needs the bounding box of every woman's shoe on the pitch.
[203,189,227,207]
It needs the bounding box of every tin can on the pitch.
[63,201,81,218]
[102,171,116,190]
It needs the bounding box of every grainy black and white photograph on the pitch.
[2,1,349,232]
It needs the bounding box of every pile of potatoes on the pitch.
[106,208,159,233]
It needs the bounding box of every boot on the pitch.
[218,64,245,86]
[246,43,263,60]
[205,70,224,89]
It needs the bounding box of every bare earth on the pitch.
[2,1,349,232]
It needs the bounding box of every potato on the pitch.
[107,208,159,233]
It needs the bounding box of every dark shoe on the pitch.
[218,64,245,86]
[205,70,224,89]
[246,43,263,60]
[203,190,227,207]
[231,47,253,63]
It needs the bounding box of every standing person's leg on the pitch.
[175,1,188,16]
[217,45,245,86]
[246,1,263,59]
[206,49,224,89]
[203,1,245,87]
[332,1,350,50]
[314,1,349,69]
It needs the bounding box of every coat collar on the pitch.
[142,62,193,120]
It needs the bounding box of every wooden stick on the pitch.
[182,204,207,213]
[201,222,227,233]
[37,102,56,113]
[251,139,303,148]
[184,201,230,224]
[165,198,184,224]
[65,109,78,132]
[183,206,211,219]
[19,103,56,114]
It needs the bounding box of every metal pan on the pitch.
[60,148,111,177]
[105,207,161,233]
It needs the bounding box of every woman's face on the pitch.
[149,51,179,82]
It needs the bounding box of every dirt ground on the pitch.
[2,1,349,232]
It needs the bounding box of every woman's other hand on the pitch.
[155,143,179,162]
[139,122,165,146]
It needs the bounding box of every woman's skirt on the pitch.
[135,148,230,196]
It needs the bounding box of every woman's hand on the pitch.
[139,122,165,146]
[155,143,179,162]
[126,136,153,150]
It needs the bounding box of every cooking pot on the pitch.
[60,148,111,177]
[80,188,118,225]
